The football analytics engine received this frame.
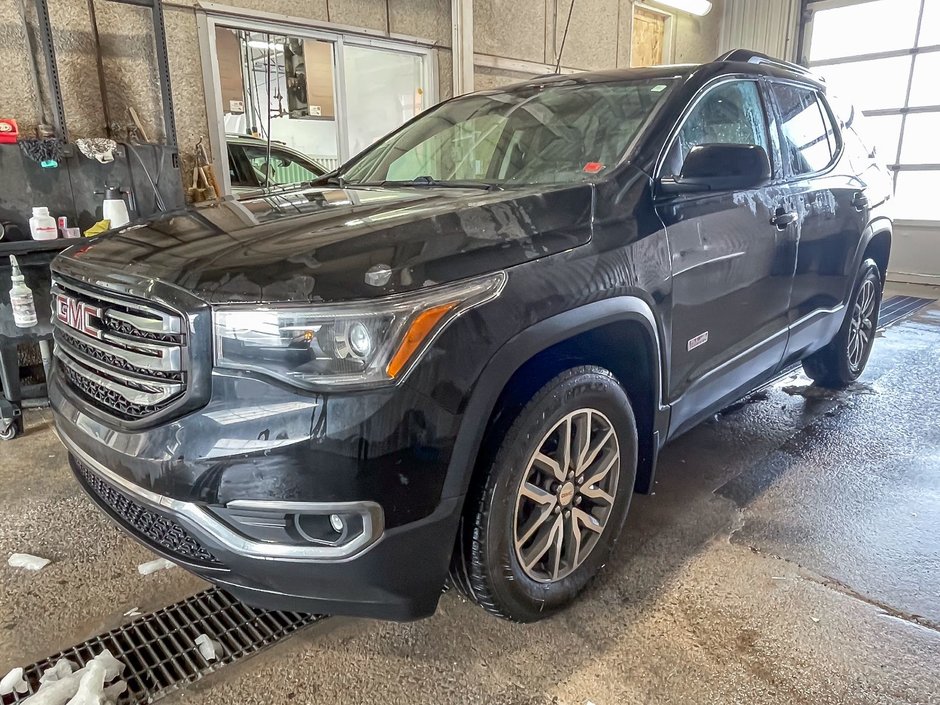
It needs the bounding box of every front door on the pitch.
[657,78,795,436]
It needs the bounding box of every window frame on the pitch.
[654,75,777,188]
[196,7,439,196]
[765,78,844,180]
[802,0,940,223]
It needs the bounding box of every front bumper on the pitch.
[51,368,465,621]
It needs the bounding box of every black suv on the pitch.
[50,50,892,622]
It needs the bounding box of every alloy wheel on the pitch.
[512,408,620,583]
[848,278,876,374]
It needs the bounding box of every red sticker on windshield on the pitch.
[583,162,605,174]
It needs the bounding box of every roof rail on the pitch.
[715,49,820,79]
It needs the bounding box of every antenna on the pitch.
[554,0,577,74]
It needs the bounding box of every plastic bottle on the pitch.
[8,255,38,328]
[29,207,58,240]
[101,187,130,229]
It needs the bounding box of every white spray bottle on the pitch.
[9,255,38,328]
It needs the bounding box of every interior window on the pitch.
[241,145,325,187]
[662,80,769,178]
[771,83,836,175]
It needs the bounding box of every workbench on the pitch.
[0,238,74,439]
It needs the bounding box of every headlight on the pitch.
[213,272,506,389]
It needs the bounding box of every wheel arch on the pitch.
[442,296,669,506]
[863,226,892,283]
[852,218,892,287]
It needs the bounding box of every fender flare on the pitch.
[852,217,892,279]
[441,295,668,501]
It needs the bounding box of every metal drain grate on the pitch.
[1,588,324,705]
[879,294,934,328]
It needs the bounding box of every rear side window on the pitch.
[662,80,770,178]
[771,83,840,175]
[242,145,325,186]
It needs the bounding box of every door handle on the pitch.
[770,209,798,230]
[852,192,869,211]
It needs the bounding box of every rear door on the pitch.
[658,77,795,436]
[766,81,866,363]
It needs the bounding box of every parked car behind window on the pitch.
[227,135,327,195]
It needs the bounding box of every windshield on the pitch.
[339,78,674,187]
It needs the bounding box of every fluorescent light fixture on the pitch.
[247,40,284,52]
[652,0,713,16]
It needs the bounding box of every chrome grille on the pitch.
[52,279,188,421]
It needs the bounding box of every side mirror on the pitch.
[659,144,771,196]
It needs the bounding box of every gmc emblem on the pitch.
[55,294,103,339]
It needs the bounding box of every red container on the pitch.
[0,119,18,144]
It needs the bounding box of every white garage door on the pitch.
[804,0,939,223]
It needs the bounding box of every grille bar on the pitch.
[52,280,182,335]
[108,308,182,335]
[58,328,182,375]
[56,349,183,406]
[0,588,324,705]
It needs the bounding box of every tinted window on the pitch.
[228,146,256,188]
[242,145,325,186]
[663,80,769,177]
[772,83,837,175]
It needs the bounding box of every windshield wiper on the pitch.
[311,172,349,188]
[376,176,502,191]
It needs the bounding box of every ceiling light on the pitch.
[247,40,284,52]
[652,0,712,16]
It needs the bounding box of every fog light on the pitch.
[329,513,345,533]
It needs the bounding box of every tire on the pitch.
[802,258,883,388]
[451,366,638,622]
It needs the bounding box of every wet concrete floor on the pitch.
[2,289,939,704]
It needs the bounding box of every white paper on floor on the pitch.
[7,553,51,571]
[0,667,28,695]
[20,649,125,705]
[38,659,75,685]
[137,558,176,576]
[194,634,222,662]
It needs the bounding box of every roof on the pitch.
[473,50,821,95]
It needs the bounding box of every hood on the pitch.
[56,184,594,305]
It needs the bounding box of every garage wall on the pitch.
[0,0,454,183]
[0,0,723,186]
[887,224,940,286]
[473,0,724,89]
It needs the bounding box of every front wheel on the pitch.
[803,258,883,388]
[451,366,638,622]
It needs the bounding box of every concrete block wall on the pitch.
[0,0,723,190]
[473,0,724,87]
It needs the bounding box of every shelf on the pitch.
[0,239,78,257]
